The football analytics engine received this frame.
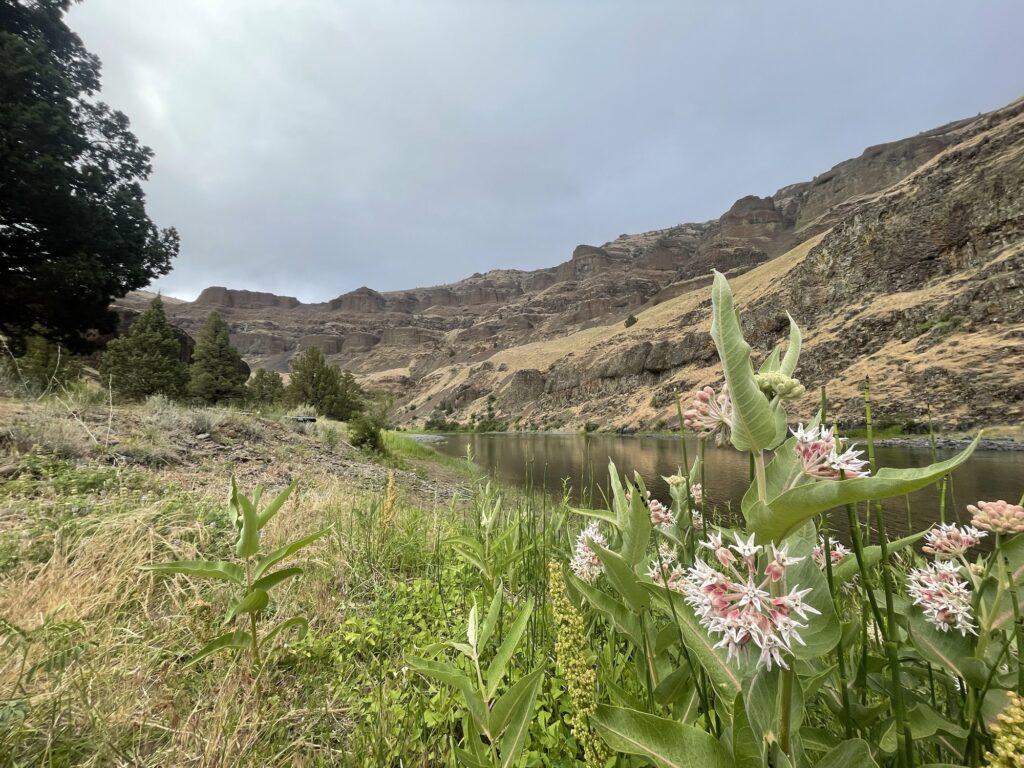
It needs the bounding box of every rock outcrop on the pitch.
[119,97,1024,429]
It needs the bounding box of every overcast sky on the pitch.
[69,1,1024,303]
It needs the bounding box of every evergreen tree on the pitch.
[247,368,285,408]
[1,1,178,352]
[101,296,188,400]
[286,347,364,420]
[189,312,247,404]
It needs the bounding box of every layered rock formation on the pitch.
[121,98,1024,429]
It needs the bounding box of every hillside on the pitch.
[121,97,1024,430]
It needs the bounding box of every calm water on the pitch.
[430,432,1023,542]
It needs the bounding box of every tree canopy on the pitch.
[0,0,178,353]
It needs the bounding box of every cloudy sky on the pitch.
[69,1,1024,303]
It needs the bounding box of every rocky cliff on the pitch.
[121,98,1024,430]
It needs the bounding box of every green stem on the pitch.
[865,378,913,768]
[822,524,854,737]
[779,666,794,755]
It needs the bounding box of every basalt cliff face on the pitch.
[121,98,1024,430]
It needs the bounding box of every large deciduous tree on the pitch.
[0,0,179,353]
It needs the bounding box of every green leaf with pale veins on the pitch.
[709,271,780,452]
[747,435,981,542]
[140,559,243,584]
[592,705,733,768]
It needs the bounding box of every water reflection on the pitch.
[430,432,1023,542]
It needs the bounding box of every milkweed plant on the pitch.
[561,272,1021,768]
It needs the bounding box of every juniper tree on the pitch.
[0,1,178,352]
[189,312,247,404]
[101,296,188,400]
[286,347,364,420]
[247,368,285,408]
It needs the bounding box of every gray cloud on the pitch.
[69,0,1024,302]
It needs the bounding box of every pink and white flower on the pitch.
[907,561,977,636]
[570,522,607,584]
[648,499,676,529]
[813,537,850,568]
[674,533,818,671]
[922,523,986,560]
[791,424,870,479]
[684,385,734,447]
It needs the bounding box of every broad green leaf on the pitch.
[186,629,249,666]
[831,532,925,585]
[140,559,243,584]
[485,599,533,698]
[225,588,268,623]
[786,521,840,659]
[709,271,779,452]
[730,695,762,768]
[779,313,801,377]
[252,566,303,593]
[758,346,781,375]
[467,601,478,650]
[262,616,308,648]
[653,664,692,707]
[477,588,503,650]
[253,526,331,579]
[642,582,745,703]
[407,656,488,735]
[748,436,981,541]
[592,542,650,613]
[570,573,641,643]
[233,480,261,558]
[816,738,879,768]
[619,467,652,566]
[744,667,804,748]
[907,607,975,679]
[257,479,297,528]
[493,668,543,767]
[990,535,1024,630]
[569,506,618,525]
[592,705,733,768]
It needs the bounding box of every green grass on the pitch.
[382,430,480,477]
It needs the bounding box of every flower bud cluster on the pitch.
[968,499,1024,535]
[548,561,610,768]
[986,691,1024,768]
[921,523,986,560]
[791,423,869,479]
[570,522,606,584]
[754,371,806,401]
[906,560,977,636]
[672,532,819,671]
[683,385,733,447]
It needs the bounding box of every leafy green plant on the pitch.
[408,590,543,767]
[141,479,330,675]
[560,272,1008,768]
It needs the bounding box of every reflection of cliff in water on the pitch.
[432,432,1023,545]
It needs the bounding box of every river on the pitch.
[429,432,1023,542]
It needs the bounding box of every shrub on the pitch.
[2,336,82,396]
[623,314,638,328]
[350,399,390,453]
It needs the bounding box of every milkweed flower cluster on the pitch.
[570,522,607,584]
[683,384,733,446]
[648,499,675,528]
[907,560,977,636]
[922,523,986,560]
[673,532,819,671]
[692,509,705,530]
[647,542,683,585]
[812,537,850,568]
[969,500,1024,535]
[791,424,870,479]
